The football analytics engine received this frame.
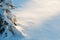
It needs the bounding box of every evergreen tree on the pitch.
[0,0,17,37]
[0,0,27,39]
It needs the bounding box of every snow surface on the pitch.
[12,0,60,40]
[1,0,60,40]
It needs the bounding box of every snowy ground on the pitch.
[11,0,60,40]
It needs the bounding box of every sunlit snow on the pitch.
[1,0,60,40]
